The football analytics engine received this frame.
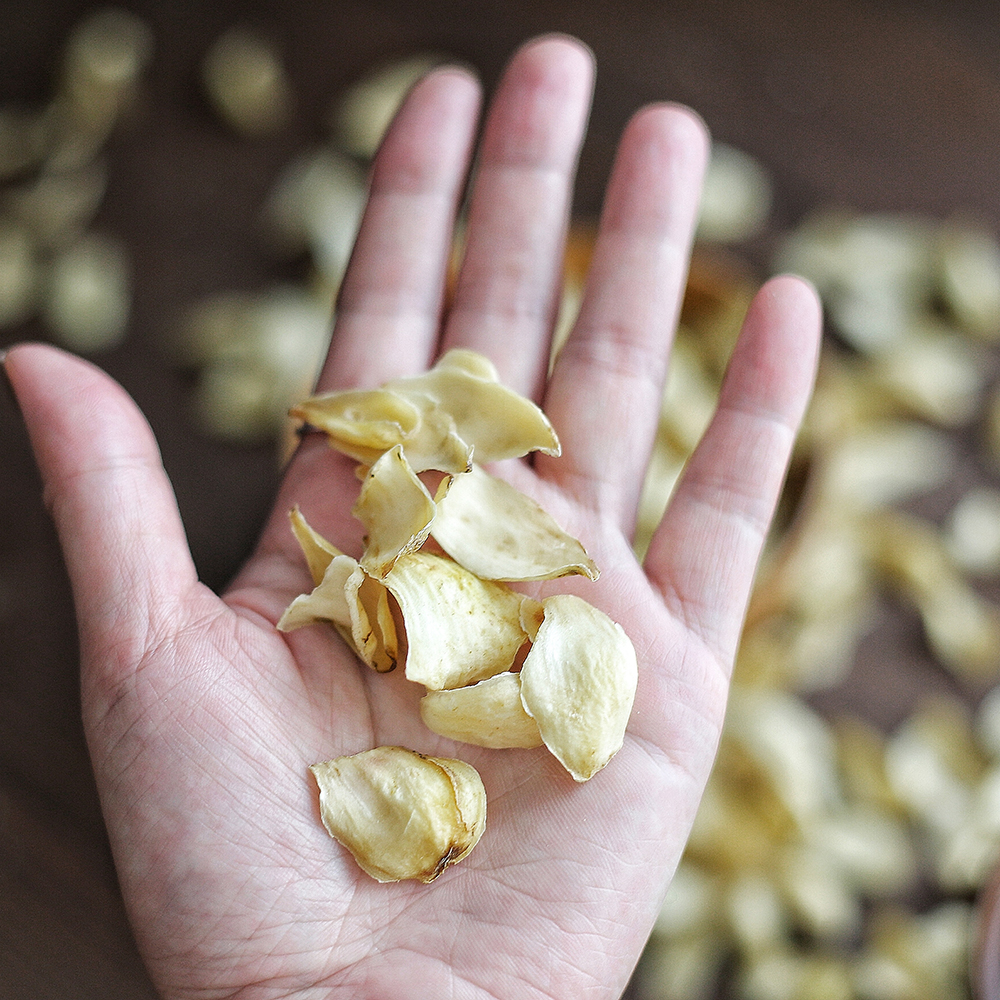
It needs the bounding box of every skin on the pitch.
[3,34,821,1000]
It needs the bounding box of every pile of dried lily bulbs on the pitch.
[0,8,148,352]
[631,172,1000,996]
[279,349,637,882]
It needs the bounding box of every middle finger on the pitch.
[440,35,595,401]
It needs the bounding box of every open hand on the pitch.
[4,34,821,1000]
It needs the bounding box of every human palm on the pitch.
[4,35,820,1000]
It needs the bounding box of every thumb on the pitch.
[3,343,201,693]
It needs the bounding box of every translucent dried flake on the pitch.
[723,687,841,826]
[181,286,332,443]
[431,464,597,581]
[870,326,987,427]
[420,671,543,748]
[382,551,529,690]
[55,7,153,163]
[291,349,559,474]
[937,221,1000,338]
[872,511,1000,682]
[276,552,357,635]
[519,594,638,781]
[944,487,1000,577]
[805,805,917,897]
[776,842,862,943]
[354,445,437,579]
[310,746,486,882]
[192,358,278,442]
[696,142,772,244]
[724,872,788,954]
[288,505,343,586]
[0,219,38,327]
[264,148,366,285]
[3,160,107,248]
[278,509,399,671]
[812,420,956,510]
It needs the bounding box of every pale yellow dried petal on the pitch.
[288,505,343,586]
[420,671,543,748]
[434,346,500,381]
[520,594,638,781]
[389,353,560,464]
[290,387,422,464]
[202,27,292,137]
[277,552,357,634]
[310,746,486,882]
[354,445,436,578]
[383,551,528,689]
[431,464,598,581]
[776,843,862,942]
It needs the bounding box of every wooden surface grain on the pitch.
[2,1,1000,996]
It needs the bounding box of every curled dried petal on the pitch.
[277,552,357,635]
[310,746,486,882]
[383,551,529,690]
[387,352,560,465]
[354,445,437,578]
[289,349,559,473]
[290,387,422,466]
[344,566,399,672]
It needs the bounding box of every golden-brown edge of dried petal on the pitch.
[309,746,486,883]
[420,671,544,748]
[519,598,545,641]
[431,464,598,581]
[520,594,638,781]
[422,754,488,865]
[344,566,398,672]
[383,551,529,690]
[354,444,437,579]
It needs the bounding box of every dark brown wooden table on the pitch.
[3,1,1000,996]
